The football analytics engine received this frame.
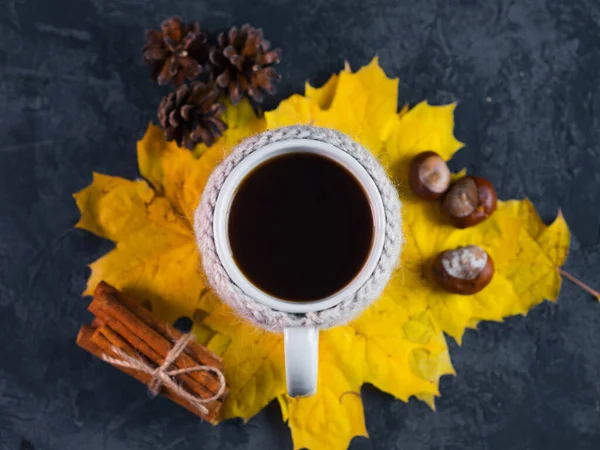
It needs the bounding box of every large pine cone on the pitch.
[143,16,210,87]
[210,24,282,104]
[157,82,227,149]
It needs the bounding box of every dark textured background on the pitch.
[1,0,600,448]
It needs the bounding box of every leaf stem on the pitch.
[559,269,600,300]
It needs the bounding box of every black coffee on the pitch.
[228,152,374,301]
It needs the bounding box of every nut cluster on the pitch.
[409,151,498,228]
[409,151,499,295]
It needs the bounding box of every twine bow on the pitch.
[102,334,226,415]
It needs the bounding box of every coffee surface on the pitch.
[228,152,374,301]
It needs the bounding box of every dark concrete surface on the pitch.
[1,0,600,448]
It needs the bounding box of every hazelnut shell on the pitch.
[443,176,498,228]
[409,151,451,200]
[432,248,495,295]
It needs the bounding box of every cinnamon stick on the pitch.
[77,325,219,422]
[77,281,227,419]
[95,325,221,420]
[89,289,225,400]
[95,317,215,404]
[95,282,223,370]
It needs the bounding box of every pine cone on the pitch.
[143,16,210,87]
[210,24,282,104]
[157,82,227,149]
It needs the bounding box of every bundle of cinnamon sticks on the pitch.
[76,281,227,422]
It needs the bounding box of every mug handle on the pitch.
[284,327,319,397]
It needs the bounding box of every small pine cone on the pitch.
[157,82,227,149]
[143,16,210,87]
[209,24,282,104]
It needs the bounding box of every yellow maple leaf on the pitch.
[305,73,339,109]
[74,58,570,450]
[267,57,398,156]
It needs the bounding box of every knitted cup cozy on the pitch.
[194,125,402,332]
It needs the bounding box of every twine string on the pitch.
[102,334,226,415]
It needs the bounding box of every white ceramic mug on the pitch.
[211,138,386,397]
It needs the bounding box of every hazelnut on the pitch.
[442,176,497,228]
[432,245,495,295]
[409,151,451,200]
